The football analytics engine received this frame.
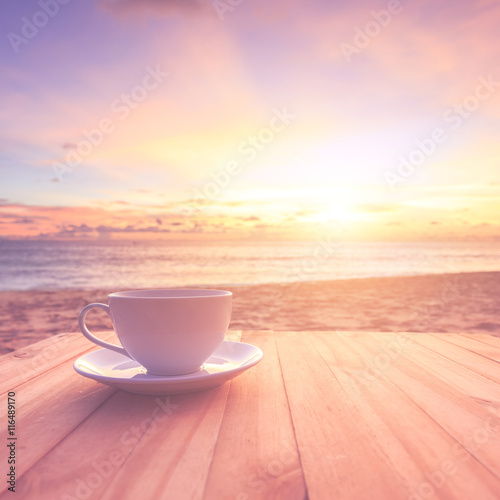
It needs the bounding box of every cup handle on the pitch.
[78,303,130,357]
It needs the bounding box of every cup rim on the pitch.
[108,288,232,299]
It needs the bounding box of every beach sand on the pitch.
[1,271,499,355]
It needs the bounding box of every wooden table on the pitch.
[1,330,500,499]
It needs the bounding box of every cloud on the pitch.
[51,222,197,238]
[46,215,218,238]
[98,0,207,17]
[66,223,94,232]
[0,212,49,222]
[96,224,173,233]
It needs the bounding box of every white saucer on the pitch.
[74,341,263,396]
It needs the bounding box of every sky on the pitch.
[1,0,499,241]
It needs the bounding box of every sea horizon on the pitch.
[2,239,500,292]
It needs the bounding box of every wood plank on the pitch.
[0,330,117,394]
[8,385,229,500]
[4,330,500,499]
[203,330,306,500]
[0,330,240,395]
[312,331,500,500]
[275,331,412,500]
[463,333,500,348]
[101,390,230,500]
[99,331,243,500]
[6,332,244,500]
[363,332,500,409]
[408,334,500,385]
[0,362,115,496]
[437,334,500,363]
[346,332,500,483]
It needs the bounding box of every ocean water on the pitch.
[0,239,499,291]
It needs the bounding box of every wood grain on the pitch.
[463,333,500,349]
[276,331,412,500]
[203,330,306,500]
[0,330,116,394]
[438,333,500,363]
[322,331,500,500]
[409,333,500,385]
[2,330,500,499]
[347,332,500,484]
[364,333,500,405]
[3,331,242,500]
[6,377,231,500]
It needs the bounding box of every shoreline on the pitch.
[2,268,500,293]
[1,271,499,354]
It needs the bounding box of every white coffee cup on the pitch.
[78,289,232,376]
